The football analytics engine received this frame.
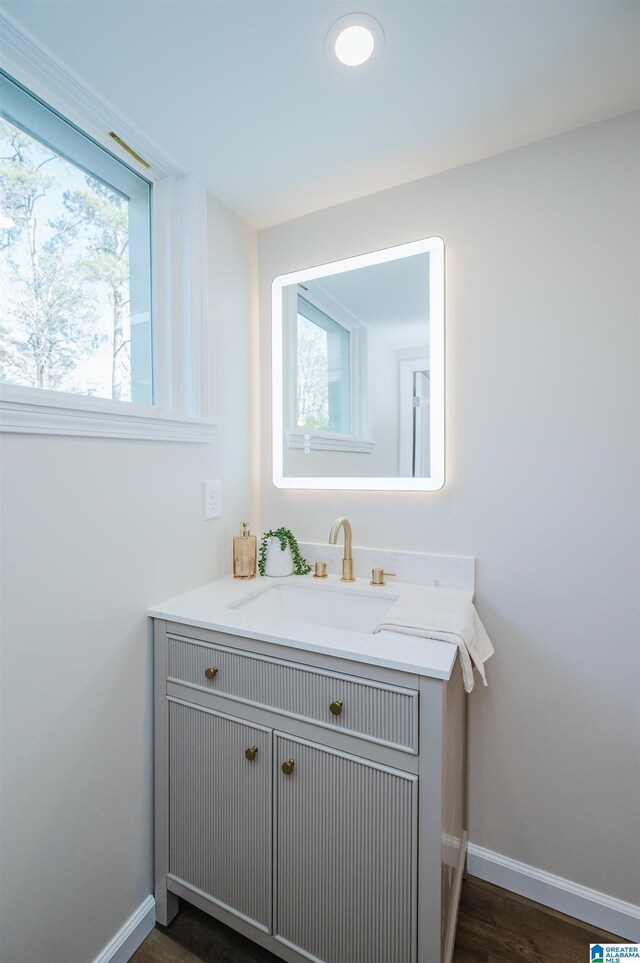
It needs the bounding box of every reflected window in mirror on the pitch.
[296,295,351,434]
[272,237,444,492]
[283,281,371,456]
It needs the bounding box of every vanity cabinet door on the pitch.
[168,699,272,931]
[274,734,417,963]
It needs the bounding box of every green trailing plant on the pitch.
[258,527,311,576]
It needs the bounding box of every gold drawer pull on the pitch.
[281,759,295,776]
[204,667,218,680]
[329,700,343,716]
[245,746,258,761]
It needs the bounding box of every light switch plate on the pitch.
[203,480,222,519]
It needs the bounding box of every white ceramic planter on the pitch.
[264,537,294,577]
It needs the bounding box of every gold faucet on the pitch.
[328,517,355,582]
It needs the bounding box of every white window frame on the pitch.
[0,12,215,441]
[283,282,373,454]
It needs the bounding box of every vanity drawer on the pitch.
[167,634,418,752]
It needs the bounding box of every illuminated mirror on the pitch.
[272,237,444,491]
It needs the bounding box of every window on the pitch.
[0,23,213,442]
[0,70,152,404]
[296,294,350,434]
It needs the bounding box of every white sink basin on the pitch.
[229,582,398,634]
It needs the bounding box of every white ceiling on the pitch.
[3,0,640,229]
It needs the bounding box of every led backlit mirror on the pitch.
[272,237,444,491]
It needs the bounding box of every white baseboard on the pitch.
[92,895,156,963]
[467,843,640,943]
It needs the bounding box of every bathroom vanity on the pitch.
[150,562,471,963]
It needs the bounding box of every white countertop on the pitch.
[148,574,472,681]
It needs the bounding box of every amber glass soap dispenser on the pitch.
[233,521,257,579]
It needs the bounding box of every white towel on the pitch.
[374,593,494,693]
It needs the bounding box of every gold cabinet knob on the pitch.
[245,746,258,761]
[329,700,344,716]
[204,667,218,680]
[281,759,295,776]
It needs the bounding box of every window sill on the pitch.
[286,429,374,454]
[0,386,216,442]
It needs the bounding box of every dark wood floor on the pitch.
[130,876,623,963]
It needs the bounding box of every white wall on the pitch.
[0,192,257,962]
[258,112,640,906]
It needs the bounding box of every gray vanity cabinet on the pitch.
[274,734,417,963]
[168,700,272,930]
[154,620,467,963]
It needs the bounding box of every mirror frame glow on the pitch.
[272,236,445,492]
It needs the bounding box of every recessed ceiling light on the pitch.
[326,14,384,69]
[335,24,374,66]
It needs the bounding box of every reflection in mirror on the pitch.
[272,237,444,491]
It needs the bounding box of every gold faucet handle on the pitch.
[370,568,396,586]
